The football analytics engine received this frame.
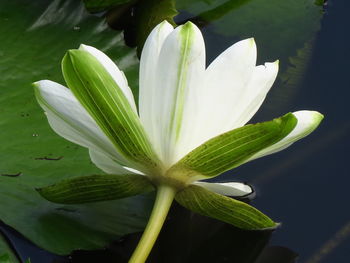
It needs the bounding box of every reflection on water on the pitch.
[305,221,350,263]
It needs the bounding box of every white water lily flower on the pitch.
[35,22,321,194]
[34,20,323,262]
[34,21,322,198]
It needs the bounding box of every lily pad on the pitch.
[0,0,153,255]
[176,0,322,58]
[83,0,135,13]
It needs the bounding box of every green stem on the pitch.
[129,185,176,263]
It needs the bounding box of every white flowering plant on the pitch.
[33,21,323,262]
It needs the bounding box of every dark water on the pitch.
[216,0,350,262]
[1,0,349,262]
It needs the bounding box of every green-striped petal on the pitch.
[62,49,160,173]
[79,44,137,113]
[167,113,297,181]
[150,21,206,168]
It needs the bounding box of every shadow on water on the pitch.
[0,203,298,262]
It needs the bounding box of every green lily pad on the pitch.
[0,0,153,255]
[83,0,135,13]
[176,0,322,57]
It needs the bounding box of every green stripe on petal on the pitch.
[37,174,154,204]
[171,22,195,140]
[167,113,297,180]
[175,185,276,230]
[153,21,206,167]
[62,50,160,173]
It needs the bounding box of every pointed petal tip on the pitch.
[236,37,255,45]
[242,37,256,47]
[308,111,324,122]
[227,37,256,57]
[179,21,201,34]
[64,49,83,61]
[32,81,39,88]
[78,44,99,53]
[288,110,324,138]
[159,20,173,28]
[183,21,195,27]
[193,181,254,198]
[248,37,255,45]
[32,80,56,90]
[264,60,279,68]
[293,110,324,124]
[66,49,79,56]
[154,20,174,36]
[78,43,88,50]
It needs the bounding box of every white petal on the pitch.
[193,181,253,197]
[89,149,142,175]
[191,39,279,151]
[139,21,174,148]
[230,61,279,127]
[247,110,324,161]
[151,22,206,167]
[34,80,129,166]
[79,44,137,112]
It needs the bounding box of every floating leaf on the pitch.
[82,0,135,12]
[0,0,153,255]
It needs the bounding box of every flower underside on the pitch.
[34,20,323,263]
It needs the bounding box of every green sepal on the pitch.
[175,185,277,230]
[61,49,159,173]
[37,174,154,204]
[168,113,297,179]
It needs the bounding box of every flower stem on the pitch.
[129,185,176,263]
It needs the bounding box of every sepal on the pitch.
[37,174,154,204]
[175,185,277,230]
[168,113,297,180]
